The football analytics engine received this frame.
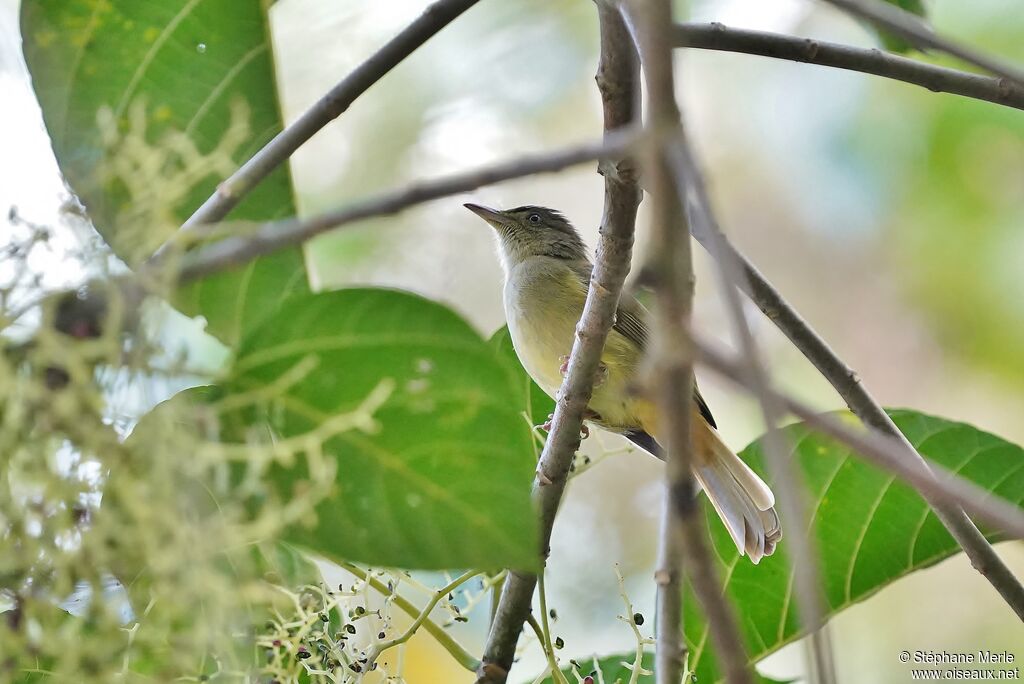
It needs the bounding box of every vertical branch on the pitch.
[667,141,836,684]
[474,4,642,681]
[625,1,752,683]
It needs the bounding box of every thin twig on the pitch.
[474,3,643,681]
[667,136,835,684]
[624,1,753,683]
[673,22,1024,110]
[686,234,1024,621]
[363,569,481,669]
[338,562,481,672]
[614,566,656,684]
[172,128,641,283]
[536,575,570,684]
[817,0,1024,86]
[179,0,481,230]
[692,337,1024,541]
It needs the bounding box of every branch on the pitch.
[687,231,1024,621]
[692,337,1024,542]
[180,0,481,230]
[673,22,1024,111]
[474,3,642,681]
[624,2,752,683]
[667,136,836,684]
[173,128,640,283]
[816,0,1024,87]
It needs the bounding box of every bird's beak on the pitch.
[463,203,505,227]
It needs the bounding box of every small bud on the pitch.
[549,608,558,621]
[554,637,564,649]
[345,624,357,634]
[354,606,366,616]
[584,677,595,684]
[633,612,645,626]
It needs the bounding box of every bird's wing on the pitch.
[569,260,717,429]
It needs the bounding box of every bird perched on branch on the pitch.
[465,203,781,563]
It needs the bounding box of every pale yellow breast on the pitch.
[503,258,644,431]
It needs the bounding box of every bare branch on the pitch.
[173,129,640,283]
[817,0,1024,87]
[180,0,481,230]
[474,4,643,681]
[624,1,753,683]
[667,137,836,684]
[674,22,1024,111]
[693,336,1024,543]
[687,233,1024,621]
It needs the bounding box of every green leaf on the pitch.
[217,288,539,570]
[21,0,308,344]
[537,654,793,684]
[549,410,1024,683]
[489,325,556,436]
[867,0,928,53]
[549,653,653,684]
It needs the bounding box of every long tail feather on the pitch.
[694,422,781,564]
[625,425,782,564]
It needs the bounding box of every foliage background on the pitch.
[1,0,1023,681]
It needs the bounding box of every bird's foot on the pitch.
[535,410,599,440]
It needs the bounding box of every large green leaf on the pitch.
[21,0,308,344]
[213,288,539,570]
[547,410,1024,683]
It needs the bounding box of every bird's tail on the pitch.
[693,420,781,564]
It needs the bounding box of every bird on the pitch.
[465,202,781,563]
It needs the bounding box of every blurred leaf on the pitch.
[865,0,927,53]
[548,410,1024,683]
[254,542,322,588]
[489,325,556,434]
[156,289,541,571]
[20,0,308,345]
[854,90,1024,387]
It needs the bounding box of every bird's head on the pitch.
[464,203,587,271]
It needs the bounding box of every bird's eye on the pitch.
[528,214,541,224]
